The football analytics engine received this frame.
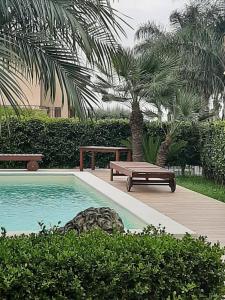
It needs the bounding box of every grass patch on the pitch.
[177,176,225,202]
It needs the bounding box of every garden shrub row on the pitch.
[0,118,201,169]
[201,122,225,184]
[0,229,224,299]
[1,117,224,183]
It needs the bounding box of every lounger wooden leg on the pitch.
[91,152,95,170]
[80,150,84,171]
[115,150,120,174]
[27,160,39,171]
[126,176,132,192]
[110,168,113,181]
[169,178,176,193]
[127,150,132,161]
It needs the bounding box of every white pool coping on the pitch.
[0,171,194,237]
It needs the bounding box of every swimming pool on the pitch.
[0,172,193,235]
[0,174,147,232]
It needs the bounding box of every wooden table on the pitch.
[79,146,132,171]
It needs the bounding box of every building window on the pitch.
[54,107,61,118]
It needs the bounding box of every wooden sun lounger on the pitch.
[110,161,176,192]
[0,154,44,171]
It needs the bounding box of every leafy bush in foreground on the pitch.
[0,229,224,299]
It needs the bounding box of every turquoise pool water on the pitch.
[0,175,146,232]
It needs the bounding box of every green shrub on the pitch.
[169,123,201,168]
[0,106,49,120]
[0,118,201,169]
[201,122,225,184]
[0,229,224,299]
[0,118,130,168]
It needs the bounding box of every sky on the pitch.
[112,0,188,47]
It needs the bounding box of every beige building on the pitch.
[4,78,70,118]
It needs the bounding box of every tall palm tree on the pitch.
[95,47,179,161]
[0,0,125,117]
[170,0,225,111]
[136,0,225,118]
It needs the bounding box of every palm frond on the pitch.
[0,0,128,117]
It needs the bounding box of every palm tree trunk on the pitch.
[130,101,144,161]
[222,89,225,121]
[156,133,172,167]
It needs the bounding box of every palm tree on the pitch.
[0,0,125,117]
[134,0,224,166]
[170,1,225,112]
[155,90,201,167]
[136,0,225,119]
[95,47,179,161]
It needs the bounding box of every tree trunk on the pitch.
[130,101,144,162]
[156,133,172,167]
[222,89,225,121]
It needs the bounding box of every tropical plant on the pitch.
[136,0,225,119]
[135,0,225,166]
[155,90,202,167]
[96,47,180,161]
[0,0,125,118]
[122,133,187,169]
[142,134,161,164]
[170,0,225,115]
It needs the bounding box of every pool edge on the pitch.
[0,171,195,237]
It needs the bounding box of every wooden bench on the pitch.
[0,154,44,171]
[79,146,132,171]
[110,161,176,192]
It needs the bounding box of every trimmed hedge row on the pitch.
[0,229,224,299]
[1,118,224,182]
[0,118,130,168]
[0,118,201,168]
[201,122,225,183]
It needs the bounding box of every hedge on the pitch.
[0,118,130,168]
[0,117,224,184]
[0,118,201,169]
[201,122,225,184]
[0,229,224,299]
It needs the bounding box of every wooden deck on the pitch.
[90,169,225,245]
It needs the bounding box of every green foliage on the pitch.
[136,1,225,119]
[0,118,131,168]
[177,176,225,203]
[91,106,130,120]
[0,229,224,299]
[145,122,201,167]
[142,135,161,164]
[201,122,225,183]
[0,117,224,184]
[142,134,187,166]
[167,140,188,168]
[0,0,125,117]
[0,118,202,169]
[0,107,49,121]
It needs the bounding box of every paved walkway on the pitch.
[90,169,225,245]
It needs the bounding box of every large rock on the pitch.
[60,207,125,234]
